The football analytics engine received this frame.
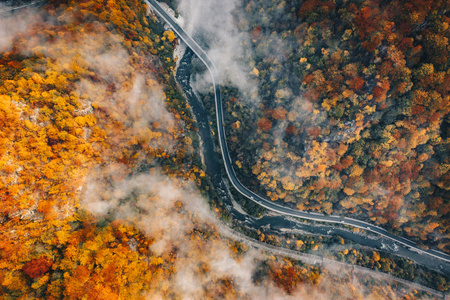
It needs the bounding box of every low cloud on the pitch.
[175,0,260,102]
[0,5,43,52]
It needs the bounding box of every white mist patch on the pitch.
[84,48,131,81]
[0,6,43,52]
[175,0,260,102]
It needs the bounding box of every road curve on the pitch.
[146,0,450,266]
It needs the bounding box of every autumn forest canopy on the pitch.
[0,0,449,299]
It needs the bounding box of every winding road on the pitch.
[146,0,450,267]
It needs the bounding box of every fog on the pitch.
[174,0,260,102]
[0,5,43,52]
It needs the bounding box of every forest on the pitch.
[0,0,447,298]
[198,0,450,253]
